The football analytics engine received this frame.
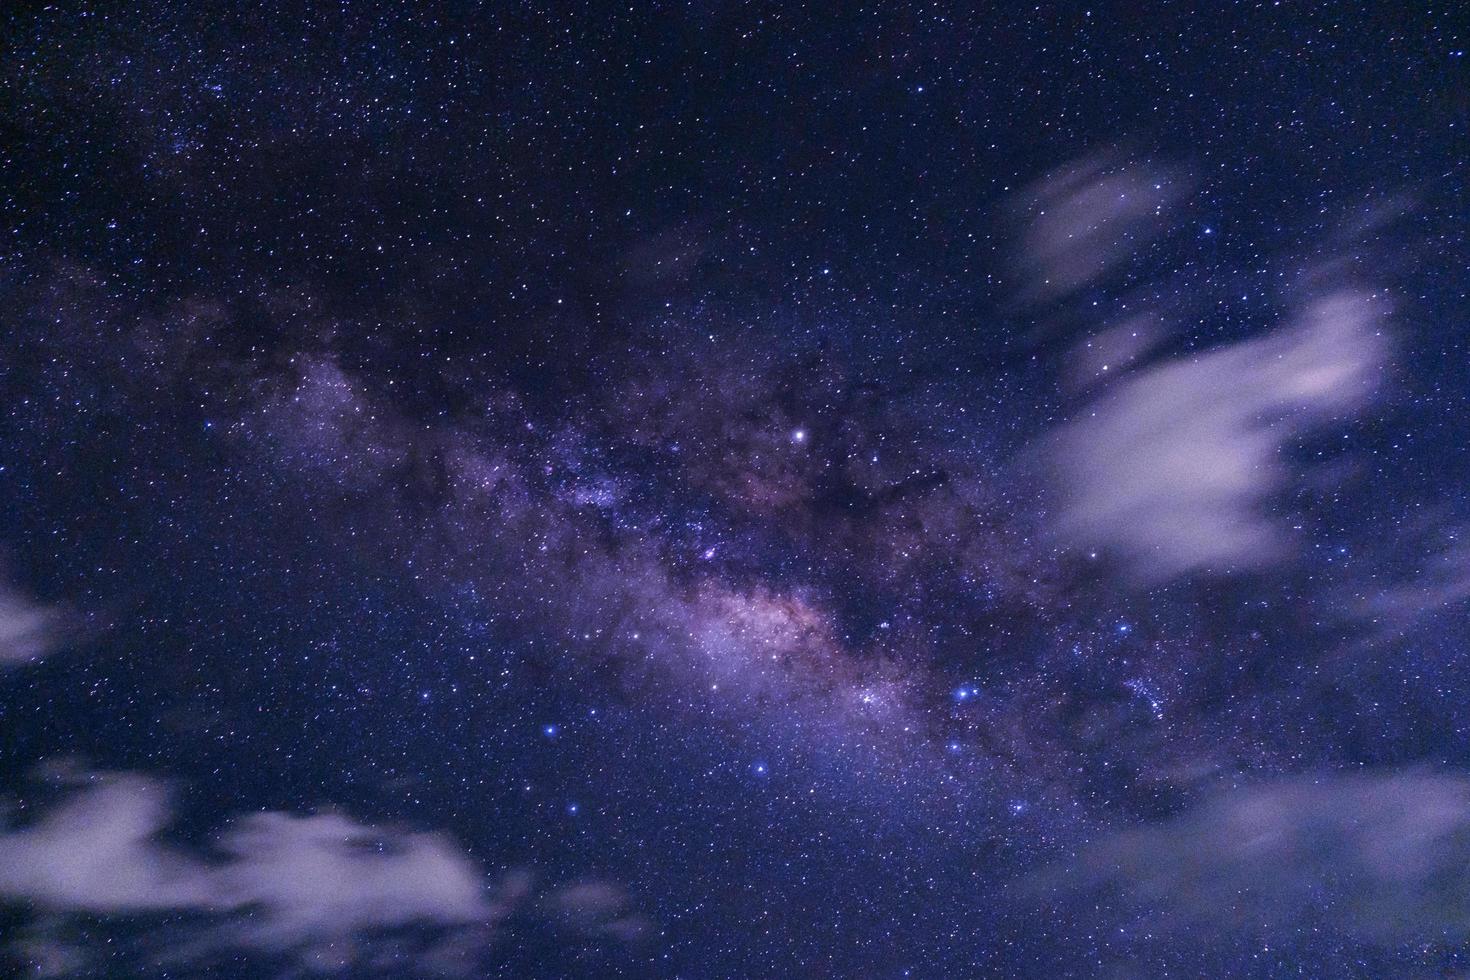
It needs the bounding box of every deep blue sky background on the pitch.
[1,2,1468,977]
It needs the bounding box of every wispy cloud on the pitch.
[0,579,67,666]
[546,880,654,943]
[0,769,513,973]
[1010,152,1187,306]
[1046,289,1390,583]
[1357,529,1470,638]
[1038,770,1470,942]
[0,767,645,975]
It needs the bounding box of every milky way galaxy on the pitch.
[1,4,1467,977]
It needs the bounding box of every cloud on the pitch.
[1010,153,1187,305]
[546,880,654,943]
[1043,770,1470,942]
[0,769,522,974]
[1045,289,1390,582]
[206,811,515,961]
[0,773,218,912]
[1062,313,1166,393]
[0,580,66,666]
[255,357,414,490]
[1358,532,1470,638]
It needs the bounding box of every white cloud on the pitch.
[207,810,511,956]
[1011,153,1186,304]
[547,880,653,943]
[0,580,66,666]
[1359,534,1470,638]
[1046,289,1389,582]
[1044,770,1470,942]
[0,773,217,911]
[0,770,519,973]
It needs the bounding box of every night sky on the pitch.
[1,2,1468,977]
